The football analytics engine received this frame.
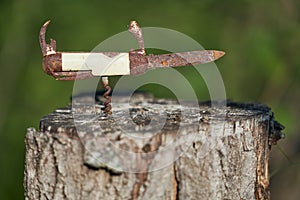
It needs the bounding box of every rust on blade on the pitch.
[129,50,149,75]
[128,21,145,55]
[147,50,225,68]
[129,50,225,75]
[39,20,56,56]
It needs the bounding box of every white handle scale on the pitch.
[61,52,130,76]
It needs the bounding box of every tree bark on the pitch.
[24,94,284,200]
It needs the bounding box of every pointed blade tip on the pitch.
[43,20,51,27]
[213,50,225,60]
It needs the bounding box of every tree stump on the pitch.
[24,93,284,200]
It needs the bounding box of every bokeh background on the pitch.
[1,0,299,199]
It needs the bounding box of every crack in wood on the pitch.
[130,129,163,199]
[50,141,59,200]
[173,163,179,200]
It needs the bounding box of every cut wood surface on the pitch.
[24,93,284,200]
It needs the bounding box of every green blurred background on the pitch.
[1,0,299,199]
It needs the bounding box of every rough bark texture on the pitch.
[24,94,284,200]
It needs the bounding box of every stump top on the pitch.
[40,94,274,135]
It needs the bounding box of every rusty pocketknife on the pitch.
[39,20,225,113]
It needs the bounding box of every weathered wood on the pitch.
[24,94,284,200]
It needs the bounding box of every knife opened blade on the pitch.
[129,50,225,75]
[147,50,225,68]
